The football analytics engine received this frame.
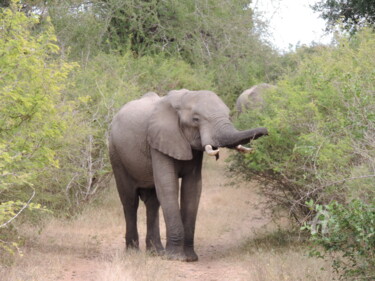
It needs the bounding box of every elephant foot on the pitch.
[126,240,140,250]
[164,245,188,262]
[163,252,187,262]
[146,240,165,256]
[184,247,198,262]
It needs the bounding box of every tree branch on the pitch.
[0,187,35,228]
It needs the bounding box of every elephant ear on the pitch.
[147,95,193,161]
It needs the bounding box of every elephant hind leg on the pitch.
[111,160,140,249]
[139,188,164,255]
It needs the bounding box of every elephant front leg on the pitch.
[181,157,202,262]
[151,149,187,261]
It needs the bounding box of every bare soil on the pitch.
[1,150,334,281]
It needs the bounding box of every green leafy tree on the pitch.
[0,1,76,252]
[0,0,10,7]
[37,0,280,104]
[47,0,108,64]
[313,0,375,33]
[101,0,280,103]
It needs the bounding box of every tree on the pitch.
[93,0,281,102]
[9,0,281,104]
[0,1,76,253]
[313,0,375,33]
[0,0,11,7]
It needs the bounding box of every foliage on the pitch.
[303,199,375,280]
[230,28,375,222]
[0,0,10,8]
[103,0,258,58]
[47,0,109,64]
[0,1,77,252]
[313,0,375,33]
[35,0,281,105]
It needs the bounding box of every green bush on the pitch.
[229,30,375,278]
[303,199,375,280]
[230,29,375,221]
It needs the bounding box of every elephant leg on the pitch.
[111,162,140,249]
[181,154,203,262]
[139,188,164,255]
[151,148,187,261]
[123,194,140,249]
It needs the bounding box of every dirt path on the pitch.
[2,150,334,281]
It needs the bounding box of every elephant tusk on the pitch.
[236,145,254,153]
[205,145,220,156]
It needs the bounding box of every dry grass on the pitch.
[1,149,336,281]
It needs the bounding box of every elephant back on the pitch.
[236,83,274,114]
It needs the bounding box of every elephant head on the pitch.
[147,89,268,160]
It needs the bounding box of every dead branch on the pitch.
[0,187,35,228]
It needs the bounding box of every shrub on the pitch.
[229,29,375,222]
[303,199,375,280]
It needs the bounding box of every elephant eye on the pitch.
[192,117,199,123]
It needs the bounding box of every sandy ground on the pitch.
[1,150,334,281]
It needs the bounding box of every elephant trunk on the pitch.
[215,124,268,148]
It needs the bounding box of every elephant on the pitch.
[235,83,275,114]
[108,89,268,262]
